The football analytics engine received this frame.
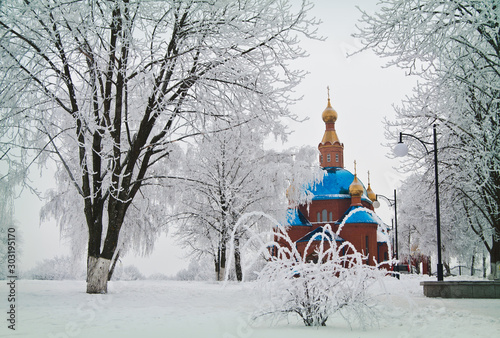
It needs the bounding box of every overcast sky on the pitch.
[15,0,417,277]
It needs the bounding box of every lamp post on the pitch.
[394,124,443,281]
[373,190,399,279]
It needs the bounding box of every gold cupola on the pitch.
[366,171,377,202]
[322,97,338,123]
[349,161,364,197]
[318,87,344,168]
[349,175,364,197]
[320,88,340,145]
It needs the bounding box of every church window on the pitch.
[320,155,323,163]
[317,212,320,222]
[365,236,369,257]
[322,209,327,222]
[327,154,331,162]
[336,154,339,162]
[329,212,333,222]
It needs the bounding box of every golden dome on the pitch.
[349,174,364,197]
[322,98,338,123]
[366,183,377,202]
[366,171,376,201]
[320,129,340,145]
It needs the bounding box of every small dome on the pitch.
[349,174,364,197]
[366,183,377,202]
[322,99,338,123]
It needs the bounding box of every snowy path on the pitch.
[1,276,499,337]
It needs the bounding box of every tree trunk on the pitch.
[444,262,451,276]
[87,256,111,294]
[483,253,487,278]
[234,238,242,282]
[216,245,227,281]
[489,239,500,280]
[470,254,475,276]
[108,250,121,281]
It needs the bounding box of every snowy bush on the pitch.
[253,222,393,328]
[26,256,85,280]
[221,210,394,328]
[110,265,145,281]
[147,273,172,281]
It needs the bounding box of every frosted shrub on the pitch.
[257,224,391,328]
[110,265,145,281]
[26,256,85,280]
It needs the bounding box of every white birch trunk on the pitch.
[217,267,226,282]
[87,257,111,294]
[489,262,500,280]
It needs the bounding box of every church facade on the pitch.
[279,95,390,266]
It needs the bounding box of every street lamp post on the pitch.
[374,190,399,279]
[394,124,444,281]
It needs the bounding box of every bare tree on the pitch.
[0,0,317,293]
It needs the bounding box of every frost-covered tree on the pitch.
[0,174,16,280]
[174,257,214,281]
[356,0,500,278]
[109,264,145,281]
[0,0,317,293]
[0,149,26,280]
[175,120,320,281]
[396,173,482,275]
[25,255,85,280]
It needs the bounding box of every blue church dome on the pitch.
[336,205,379,225]
[306,167,370,202]
[285,208,312,227]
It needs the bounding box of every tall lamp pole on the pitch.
[394,124,443,281]
[373,190,399,279]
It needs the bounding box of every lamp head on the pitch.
[373,200,381,208]
[394,142,408,157]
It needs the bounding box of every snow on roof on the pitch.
[285,208,312,227]
[306,167,371,202]
[336,205,379,225]
[377,228,390,243]
[296,226,344,243]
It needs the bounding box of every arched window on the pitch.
[327,154,331,162]
[322,209,327,222]
[365,236,370,257]
[317,212,320,222]
[335,153,339,162]
[329,212,333,222]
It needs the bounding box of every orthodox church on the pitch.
[279,93,390,265]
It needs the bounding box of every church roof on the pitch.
[285,208,312,227]
[296,226,344,243]
[306,167,371,202]
[336,205,379,225]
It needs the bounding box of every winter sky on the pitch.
[16,0,417,276]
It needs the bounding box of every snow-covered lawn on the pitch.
[2,275,499,337]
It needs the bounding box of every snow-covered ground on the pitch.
[2,275,499,337]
